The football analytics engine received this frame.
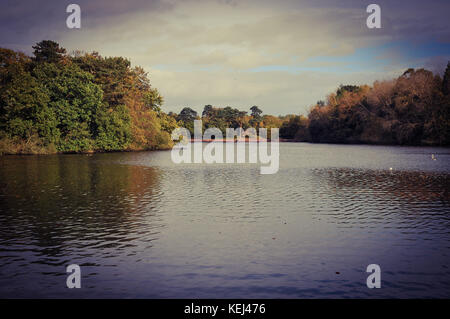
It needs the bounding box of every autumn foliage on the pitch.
[305,67,450,145]
[0,41,175,154]
[1,40,449,154]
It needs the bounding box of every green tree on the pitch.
[177,107,198,134]
[178,107,198,122]
[202,105,214,117]
[32,62,104,151]
[0,48,54,141]
[32,40,67,64]
[249,105,263,128]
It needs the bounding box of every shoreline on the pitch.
[1,140,449,156]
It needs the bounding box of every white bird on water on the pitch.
[431,154,437,161]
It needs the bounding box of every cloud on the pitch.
[59,2,382,69]
[1,0,449,114]
[149,67,402,115]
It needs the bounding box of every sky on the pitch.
[1,0,450,115]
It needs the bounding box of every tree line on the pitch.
[0,40,177,154]
[172,105,283,138]
[305,66,450,145]
[176,65,450,146]
[1,41,449,154]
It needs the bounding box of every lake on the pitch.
[0,143,449,298]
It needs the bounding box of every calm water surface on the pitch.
[0,143,449,298]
